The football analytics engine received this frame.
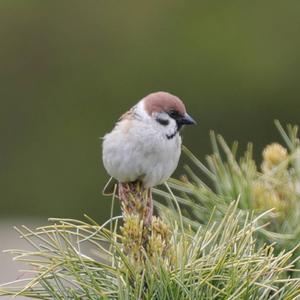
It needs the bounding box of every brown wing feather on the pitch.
[119,108,134,121]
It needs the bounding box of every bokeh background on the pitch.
[1,1,300,293]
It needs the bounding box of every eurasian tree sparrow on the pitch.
[102,91,196,223]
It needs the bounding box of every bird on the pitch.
[102,91,196,224]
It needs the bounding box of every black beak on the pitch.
[178,113,197,125]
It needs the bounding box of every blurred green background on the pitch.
[1,1,300,222]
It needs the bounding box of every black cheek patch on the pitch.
[157,118,169,126]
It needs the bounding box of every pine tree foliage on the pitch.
[156,121,300,272]
[1,121,300,299]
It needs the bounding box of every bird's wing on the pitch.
[119,108,134,121]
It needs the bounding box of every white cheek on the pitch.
[162,118,177,136]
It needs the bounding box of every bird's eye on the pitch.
[156,118,169,126]
[168,109,179,119]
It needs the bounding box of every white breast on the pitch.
[102,118,182,188]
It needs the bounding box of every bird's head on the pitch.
[140,91,196,139]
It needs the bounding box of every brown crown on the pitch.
[143,91,186,116]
